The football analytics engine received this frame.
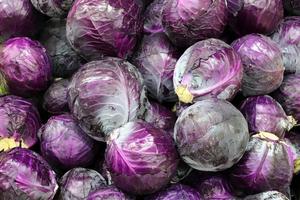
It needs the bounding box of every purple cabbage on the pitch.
[271,16,300,74]
[143,0,164,34]
[244,191,289,200]
[31,0,73,18]
[174,99,249,171]
[0,37,52,97]
[161,0,228,47]
[229,0,284,36]
[66,0,143,60]
[59,168,107,200]
[0,148,58,200]
[174,38,243,103]
[273,74,300,122]
[68,57,145,142]
[232,34,284,96]
[105,121,179,195]
[87,186,133,200]
[43,79,69,114]
[284,0,300,15]
[240,95,296,138]
[0,95,41,151]
[132,33,179,102]
[230,132,295,194]
[38,114,97,170]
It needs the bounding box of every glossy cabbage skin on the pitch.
[232,34,284,96]
[105,121,179,195]
[173,38,243,103]
[132,33,179,102]
[0,148,58,200]
[0,95,41,150]
[31,0,73,17]
[161,0,228,47]
[230,133,294,194]
[174,99,249,171]
[39,114,97,170]
[68,57,145,141]
[59,168,107,200]
[87,186,133,200]
[66,0,143,60]
[0,37,52,97]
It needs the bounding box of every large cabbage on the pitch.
[66,0,143,60]
[31,0,73,18]
[0,95,41,151]
[271,16,300,74]
[232,34,284,96]
[132,33,179,102]
[68,57,145,141]
[143,0,164,34]
[38,114,97,170]
[105,121,179,195]
[0,148,58,200]
[87,186,133,200]
[174,38,243,103]
[161,0,228,47]
[174,99,249,171]
[0,37,52,97]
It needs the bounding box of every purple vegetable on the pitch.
[0,95,41,151]
[161,0,228,47]
[230,132,294,194]
[229,0,284,36]
[0,0,41,42]
[0,148,58,200]
[38,114,97,170]
[0,37,52,97]
[43,79,69,114]
[284,0,300,15]
[273,74,300,122]
[143,0,164,34]
[232,34,284,96]
[271,17,300,74]
[244,191,289,200]
[59,168,107,200]
[68,57,145,142]
[66,0,143,60]
[285,131,300,174]
[132,33,179,102]
[87,186,133,200]
[174,99,249,171]
[148,184,202,200]
[105,121,179,195]
[173,39,243,103]
[31,0,73,17]
[240,95,296,138]
[170,161,192,184]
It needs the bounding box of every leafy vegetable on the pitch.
[0,148,58,200]
[105,121,179,195]
[174,99,249,171]
[87,186,133,200]
[31,0,73,18]
[143,0,164,34]
[173,38,243,103]
[68,57,145,141]
[243,191,289,200]
[232,34,284,96]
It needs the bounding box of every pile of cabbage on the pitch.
[0,0,300,199]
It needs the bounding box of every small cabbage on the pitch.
[68,57,145,141]
[229,0,284,35]
[38,114,97,170]
[161,0,228,47]
[240,95,296,138]
[0,95,41,151]
[230,132,294,194]
[87,186,133,200]
[39,18,85,78]
[271,16,300,74]
[105,121,179,195]
[132,33,179,102]
[232,34,284,96]
[31,0,73,18]
[0,0,42,42]
[174,99,249,171]
[59,168,107,200]
[143,0,164,34]
[66,0,143,60]
[243,191,289,200]
[0,37,52,97]
[273,74,300,122]
[0,148,58,200]
[173,39,243,103]
[284,0,300,15]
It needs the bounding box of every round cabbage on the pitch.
[87,186,133,200]
[232,34,284,96]
[174,99,249,171]
[105,121,179,195]
[31,0,73,18]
